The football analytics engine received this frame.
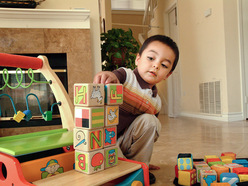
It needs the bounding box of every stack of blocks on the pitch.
[73,83,123,174]
[177,153,197,186]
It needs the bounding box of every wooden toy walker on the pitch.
[0,53,149,186]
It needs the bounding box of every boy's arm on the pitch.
[93,71,120,84]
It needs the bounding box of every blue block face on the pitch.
[220,173,239,186]
[232,159,248,167]
[177,153,193,170]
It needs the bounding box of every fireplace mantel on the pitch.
[0,8,90,29]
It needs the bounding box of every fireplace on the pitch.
[0,8,92,136]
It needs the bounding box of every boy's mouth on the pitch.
[149,71,157,77]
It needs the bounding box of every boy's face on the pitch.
[135,41,175,88]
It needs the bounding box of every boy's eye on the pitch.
[147,56,154,61]
[162,64,168,68]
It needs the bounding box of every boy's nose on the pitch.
[153,63,160,69]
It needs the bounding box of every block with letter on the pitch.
[221,156,234,164]
[233,167,248,174]
[105,105,119,126]
[104,84,123,105]
[104,126,117,147]
[224,163,243,173]
[221,152,236,160]
[238,174,248,182]
[104,146,118,169]
[177,153,193,171]
[75,149,104,174]
[74,83,104,106]
[75,106,104,129]
[200,169,217,186]
[220,173,239,186]
[210,164,229,181]
[204,155,219,162]
[211,183,231,186]
[74,128,103,151]
[194,164,210,183]
[178,169,197,186]
[232,159,248,167]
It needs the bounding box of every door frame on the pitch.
[164,2,181,117]
[239,0,248,119]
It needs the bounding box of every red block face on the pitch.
[104,126,117,147]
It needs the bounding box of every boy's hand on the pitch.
[93,71,120,84]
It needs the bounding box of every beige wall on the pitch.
[37,0,102,77]
[146,0,242,119]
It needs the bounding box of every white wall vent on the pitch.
[199,81,221,115]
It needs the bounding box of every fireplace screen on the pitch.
[0,53,68,127]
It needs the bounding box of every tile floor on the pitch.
[150,114,248,186]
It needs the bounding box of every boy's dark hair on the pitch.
[139,35,179,73]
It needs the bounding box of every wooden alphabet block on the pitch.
[194,164,210,183]
[75,149,104,174]
[232,159,248,167]
[104,126,117,147]
[211,183,231,186]
[210,164,229,181]
[178,169,197,186]
[232,167,248,174]
[200,169,217,186]
[220,173,239,186]
[221,152,236,160]
[224,163,243,173]
[104,84,123,105]
[74,83,104,106]
[74,128,103,151]
[177,153,193,170]
[204,155,219,162]
[208,161,225,167]
[206,158,221,164]
[105,105,119,126]
[75,106,104,129]
[104,146,118,169]
[238,174,248,182]
[220,156,234,164]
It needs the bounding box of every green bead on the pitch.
[43,111,52,121]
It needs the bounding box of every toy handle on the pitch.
[0,53,43,69]
[0,152,34,186]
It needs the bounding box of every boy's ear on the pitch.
[135,53,140,66]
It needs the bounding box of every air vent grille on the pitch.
[199,81,221,115]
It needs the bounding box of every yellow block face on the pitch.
[238,174,248,182]
[178,171,191,185]
[204,155,219,162]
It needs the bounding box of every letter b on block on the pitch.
[75,149,104,174]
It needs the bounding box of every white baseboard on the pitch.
[180,112,244,122]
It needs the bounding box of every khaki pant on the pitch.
[117,114,161,167]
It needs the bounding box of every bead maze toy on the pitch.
[0,53,149,186]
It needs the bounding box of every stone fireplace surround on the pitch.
[0,8,92,136]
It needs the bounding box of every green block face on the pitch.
[75,151,89,173]
[104,146,118,168]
